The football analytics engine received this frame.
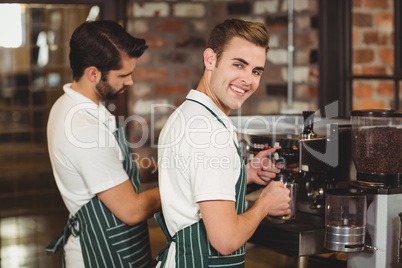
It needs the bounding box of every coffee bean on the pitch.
[352,127,402,174]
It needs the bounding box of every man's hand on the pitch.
[257,180,291,216]
[246,148,281,185]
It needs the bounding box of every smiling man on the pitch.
[46,20,160,267]
[157,19,291,267]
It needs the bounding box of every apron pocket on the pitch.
[207,253,245,268]
[105,222,152,268]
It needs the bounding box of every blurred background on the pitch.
[0,0,399,267]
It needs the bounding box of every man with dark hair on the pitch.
[46,20,160,267]
[156,19,291,267]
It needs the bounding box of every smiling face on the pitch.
[205,37,266,115]
[96,56,137,100]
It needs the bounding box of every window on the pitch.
[319,0,400,117]
[0,4,100,144]
[351,0,399,110]
[0,4,25,48]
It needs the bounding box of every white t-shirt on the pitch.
[157,89,241,267]
[47,83,129,267]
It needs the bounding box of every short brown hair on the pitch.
[206,19,270,64]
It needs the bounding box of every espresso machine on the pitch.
[325,109,402,268]
[237,111,353,217]
[231,111,354,267]
[231,109,401,267]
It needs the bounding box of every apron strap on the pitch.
[186,98,226,126]
[45,216,79,255]
[154,212,175,267]
[186,98,241,152]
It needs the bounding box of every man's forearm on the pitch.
[199,199,267,255]
[138,187,161,220]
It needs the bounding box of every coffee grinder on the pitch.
[324,109,402,267]
[324,188,367,252]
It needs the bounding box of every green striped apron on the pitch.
[46,124,152,268]
[155,99,247,268]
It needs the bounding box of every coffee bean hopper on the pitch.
[324,109,402,268]
[352,109,401,187]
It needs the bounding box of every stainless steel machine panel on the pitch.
[398,212,402,263]
[347,193,402,268]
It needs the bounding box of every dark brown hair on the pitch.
[69,20,148,81]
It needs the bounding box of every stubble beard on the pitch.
[96,76,126,100]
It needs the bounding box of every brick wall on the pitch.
[352,0,396,109]
[125,0,319,158]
